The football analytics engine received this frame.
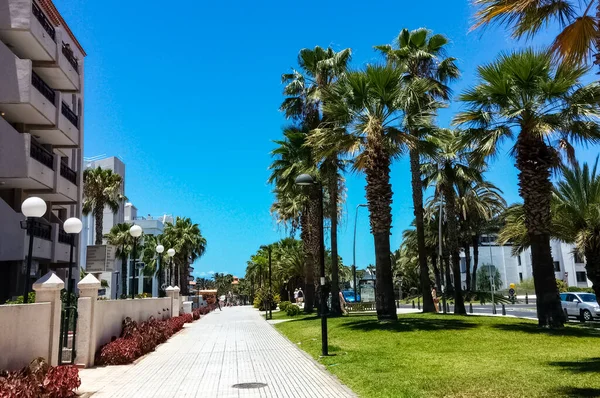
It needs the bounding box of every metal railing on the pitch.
[30,141,54,169]
[58,228,73,245]
[27,221,52,241]
[60,162,77,185]
[61,102,78,127]
[32,2,55,41]
[61,42,79,72]
[32,72,56,104]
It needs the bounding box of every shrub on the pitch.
[42,365,81,397]
[279,301,292,312]
[181,313,193,324]
[253,288,279,311]
[556,279,568,293]
[286,304,301,316]
[567,286,595,293]
[4,292,36,305]
[0,358,79,398]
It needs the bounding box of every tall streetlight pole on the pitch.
[62,217,82,347]
[488,234,496,314]
[129,225,142,299]
[439,194,447,314]
[353,204,368,303]
[20,197,47,303]
[296,173,328,357]
[261,245,273,320]
[156,244,164,295]
[167,248,176,286]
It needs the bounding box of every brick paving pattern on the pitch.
[79,306,356,398]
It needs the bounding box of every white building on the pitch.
[462,237,591,290]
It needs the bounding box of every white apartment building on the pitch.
[0,0,85,303]
[462,237,591,290]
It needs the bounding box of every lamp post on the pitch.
[487,235,496,314]
[353,204,367,303]
[129,225,142,299]
[167,248,175,286]
[260,245,273,320]
[63,217,82,301]
[296,173,328,356]
[21,197,47,303]
[156,244,164,295]
[438,193,447,314]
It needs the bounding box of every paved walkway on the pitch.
[79,306,356,398]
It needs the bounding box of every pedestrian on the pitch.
[432,287,440,313]
[293,288,299,303]
[297,288,304,307]
[339,291,348,315]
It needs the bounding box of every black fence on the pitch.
[30,141,54,169]
[32,72,56,104]
[32,2,55,41]
[60,162,77,185]
[61,102,78,127]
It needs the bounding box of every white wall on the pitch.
[0,302,52,370]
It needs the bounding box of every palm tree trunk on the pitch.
[409,149,435,313]
[596,1,600,73]
[121,253,127,298]
[365,128,397,321]
[444,255,453,292]
[516,133,564,327]
[443,183,466,314]
[472,235,479,289]
[464,241,471,291]
[328,168,341,316]
[94,202,104,245]
[301,211,315,313]
[431,254,442,293]
[584,247,600,301]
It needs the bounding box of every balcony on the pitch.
[32,71,56,104]
[0,0,58,62]
[30,140,54,169]
[33,38,81,91]
[58,227,72,245]
[27,220,52,241]
[61,102,78,127]
[60,162,77,185]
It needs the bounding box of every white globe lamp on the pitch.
[22,197,47,218]
[63,217,82,234]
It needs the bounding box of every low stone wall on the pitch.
[0,302,52,370]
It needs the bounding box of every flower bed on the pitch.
[96,305,217,366]
[0,358,80,398]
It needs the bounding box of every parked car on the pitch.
[559,293,600,322]
[342,290,361,303]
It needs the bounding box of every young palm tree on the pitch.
[162,217,207,295]
[472,0,600,70]
[376,28,459,313]
[141,234,169,296]
[455,49,600,327]
[105,223,133,298]
[83,167,126,245]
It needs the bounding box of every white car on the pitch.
[560,293,600,322]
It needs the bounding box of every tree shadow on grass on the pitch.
[549,358,600,373]
[491,322,600,338]
[340,316,478,333]
[552,387,600,397]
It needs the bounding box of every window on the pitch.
[574,252,584,264]
[576,272,588,283]
[553,261,560,272]
[519,272,523,282]
[565,294,575,302]
[517,255,522,266]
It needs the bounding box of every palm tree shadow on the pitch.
[552,387,600,397]
[492,322,600,338]
[549,358,600,373]
[341,317,477,332]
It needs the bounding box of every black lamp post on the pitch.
[296,173,328,356]
[63,217,82,301]
[353,204,367,303]
[167,248,175,286]
[156,244,164,295]
[20,197,47,303]
[129,225,142,299]
[260,245,273,320]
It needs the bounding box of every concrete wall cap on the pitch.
[165,286,175,292]
[78,273,101,289]
[173,286,180,292]
[32,272,64,291]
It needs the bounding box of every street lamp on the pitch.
[295,173,328,356]
[156,244,164,295]
[260,245,273,320]
[63,217,82,301]
[353,204,368,303]
[167,248,175,286]
[21,197,47,303]
[438,193,447,314]
[129,225,142,299]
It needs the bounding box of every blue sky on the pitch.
[55,0,598,279]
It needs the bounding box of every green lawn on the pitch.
[274,313,600,398]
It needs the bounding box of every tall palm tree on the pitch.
[455,49,600,327]
[141,234,169,296]
[162,217,207,295]
[376,28,460,313]
[472,0,600,70]
[282,46,352,316]
[83,167,126,245]
[318,65,422,321]
[423,129,484,314]
[105,223,133,298]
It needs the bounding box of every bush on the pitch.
[181,313,193,324]
[253,288,280,311]
[4,292,36,305]
[279,301,292,312]
[0,358,80,398]
[567,286,595,293]
[286,304,301,317]
[556,279,568,293]
[42,365,81,397]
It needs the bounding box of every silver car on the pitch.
[560,293,600,322]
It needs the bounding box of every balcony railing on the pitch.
[60,162,77,185]
[58,228,73,245]
[32,2,56,41]
[61,42,79,72]
[61,102,78,127]
[30,141,54,169]
[32,72,56,104]
[27,221,52,241]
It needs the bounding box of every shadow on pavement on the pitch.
[549,358,600,373]
[491,322,600,338]
[340,317,477,333]
[552,387,600,397]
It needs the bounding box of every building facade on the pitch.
[0,0,85,303]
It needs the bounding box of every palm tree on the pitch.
[376,28,460,313]
[162,217,207,295]
[455,49,600,327]
[282,46,352,316]
[105,223,133,298]
[472,0,600,70]
[318,65,421,321]
[141,234,169,296]
[83,167,126,245]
